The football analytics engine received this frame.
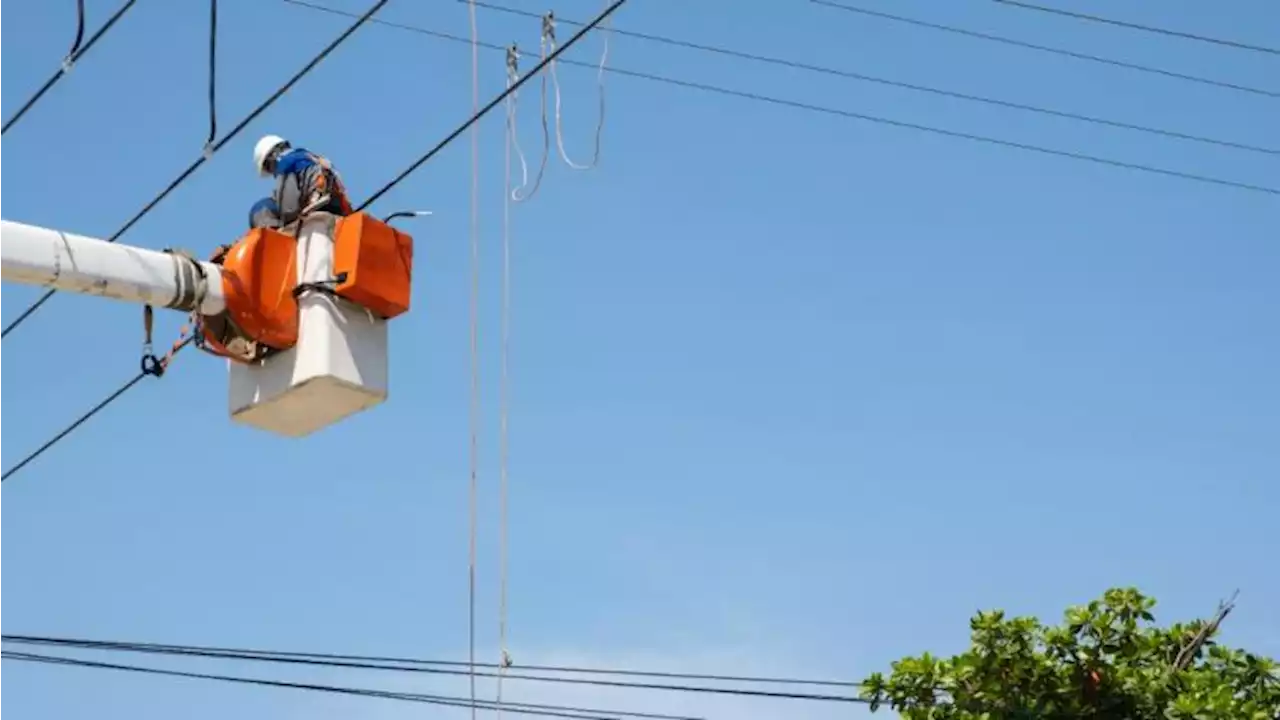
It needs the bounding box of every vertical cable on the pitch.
[206,0,219,152]
[497,51,517,720]
[466,2,481,719]
[69,0,87,58]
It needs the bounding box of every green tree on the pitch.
[860,588,1280,719]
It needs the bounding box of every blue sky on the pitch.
[3,0,1277,717]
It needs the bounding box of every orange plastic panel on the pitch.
[333,213,414,319]
[219,228,299,350]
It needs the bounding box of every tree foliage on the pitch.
[860,588,1280,719]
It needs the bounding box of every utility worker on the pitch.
[252,134,353,227]
[248,197,282,230]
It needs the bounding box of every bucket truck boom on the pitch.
[1,213,415,438]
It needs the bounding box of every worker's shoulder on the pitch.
[277,147,324,174]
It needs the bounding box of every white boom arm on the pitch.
[0,219,225,315]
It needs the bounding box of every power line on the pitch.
[991,0,1280,57]
[469,0,1278,157]
[206,0,219,148]
[353,0,631,211]
[0,338,193,484]
[286,0,1280,196]
[69,0,88,58]
[1,651,677,720]
[1,0,390,340]
[809,0,1280,100]
[3,634,859,688]
[1,0,140,136]
[0,0,621,489]
[0,636,871,705]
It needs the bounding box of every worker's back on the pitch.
[272,148,351,225]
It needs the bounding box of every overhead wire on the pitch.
[0,636,872,705]
[0,1,392,485]
[809,0,1280,100]
[1,0,140,136]
[2,0,621,490]
[1,338,194,484]
[353,0,630,212]
[466,1,482,718]
[70,0,88,58]
[1,651,675,720]
[287,0,1280,197]
[3,633,860,688]
[1,0,390,339]
[206,0,219,151]
[471,0,1278,157]
[991,0,1280,57]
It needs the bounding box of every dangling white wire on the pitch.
[496,41,518,720]
[544,9,609,171]
[507,44,548,203]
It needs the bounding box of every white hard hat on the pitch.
[253,134,289,177]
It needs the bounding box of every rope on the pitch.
[352,0,630,212]
[544,9,609,171]
[465,2,481,719]
[284,0,1278,198]
[497,45,518,719]
[473,0,1277,157]
[506,45,549,203]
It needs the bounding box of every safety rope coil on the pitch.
[506,44,549,202]
[543,9,609,171]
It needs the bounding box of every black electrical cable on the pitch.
[286,0,1280,197]
[0,338,194,484]
[0,636,872,705]
[354,0,630,212]
[1,0,140,136]
[0,0,389,340]
[1,651,649,720]
[70,0,88,57]
[4,633,860,688]
[992,0,1280,57]
[809,0,1279,100]
[468,0,1279,156]
[207,0,219,147]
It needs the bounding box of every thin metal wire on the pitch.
[2,651,637,720]
[472,0,1278,156]
[991,0,1280,56]
[811,0,1279,99]
[1,0,140,136]
[3,633,860,687]
[286,0,1280,198]
[0,639,869,704]
[2,0,390,339]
